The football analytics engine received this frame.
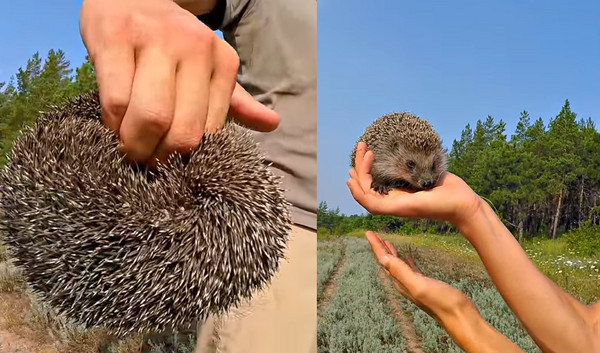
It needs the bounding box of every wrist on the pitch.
[444,303,521,353]
[451,194,485,233]
[440,302,483,350]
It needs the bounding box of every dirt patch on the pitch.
[0,293,58,353]
[377,269,424,353]
[317,255,346,314]
[0,328,57,353]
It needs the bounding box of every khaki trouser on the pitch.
[194,225,317,353]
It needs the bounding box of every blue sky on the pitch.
[0,1,87,83]
[0,1,224,83]
[318,0,600,215]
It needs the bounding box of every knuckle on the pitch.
[164,130,203,155]
[186,23,213,43]
[138,108,172,133]
[177,133,203,151]
[101,94,129,119]
[220,48,240,75]
[178,23,213,51]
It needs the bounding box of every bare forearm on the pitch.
[458,198,598,352]
[445,306,524,353]
[173,0,217,15]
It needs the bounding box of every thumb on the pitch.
[228,83,280,132]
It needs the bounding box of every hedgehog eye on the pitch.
[407,161,415,170]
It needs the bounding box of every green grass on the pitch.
[319,231,597,352]
[377,232,600,304]
[344,229,370,238]
[317,227,339,242]
[522,236,570,257]
[522,237,600,304]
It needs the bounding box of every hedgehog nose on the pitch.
[421,180,433,189]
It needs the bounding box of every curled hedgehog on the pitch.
[0,91,291,335]
[351,112,447,194]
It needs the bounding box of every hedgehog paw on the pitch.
[371,181,391,195]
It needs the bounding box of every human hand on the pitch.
[80,0,280,166]
[347,142,482,227]
[367,231,525,353]
[366,231,473,324]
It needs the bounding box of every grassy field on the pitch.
[317,232,600,353]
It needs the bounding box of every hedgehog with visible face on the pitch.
[351,112,447,194]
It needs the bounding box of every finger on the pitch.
[347,179,379,213]
[94,43,135,134]
[152,58,211,164]
[366,232,419,286]
[391,277,409,297]
[405,252,422,274]
[384,240,398,257]
[119,48,176,163]
[353,142,367,169]
[204,40,238,133]
[366,231,393,262]
[386,256,422,291]
[347,178,365,206]
[382,240,395,257]
[349,167,358,180]
[229,83,280,132]
[357,150,375,192]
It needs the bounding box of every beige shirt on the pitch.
[216,0,317,230]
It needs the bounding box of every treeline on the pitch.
[0,50,97,164]
[317,201,451,237]
[320,100,600,245]
[448,102,600,240]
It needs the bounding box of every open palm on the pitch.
[347,142,481,227]
[366,231,475,326]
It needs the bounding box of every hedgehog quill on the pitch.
[351,112,447,194]
[0,91,291,335]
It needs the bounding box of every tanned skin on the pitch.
[348,142,600,353]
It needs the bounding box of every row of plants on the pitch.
[317,238,407,353]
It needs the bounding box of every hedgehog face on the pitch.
[403,148,446,189]
[376,142,446,191]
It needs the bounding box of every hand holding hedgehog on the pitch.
[348,142,480,226]
[351,112,447,194]
[80,0,280,166]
